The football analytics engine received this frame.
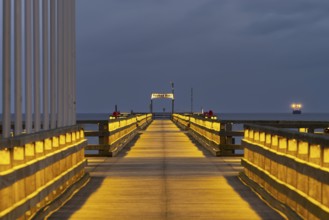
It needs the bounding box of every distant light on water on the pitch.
[291,103,302,110]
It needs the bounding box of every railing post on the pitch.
[99,121,109,145]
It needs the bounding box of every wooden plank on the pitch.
[49,120,284,220]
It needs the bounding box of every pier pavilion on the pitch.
[1,1,329,219]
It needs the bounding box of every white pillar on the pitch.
[50,0,56,129]
[72,0,76,124]
[57,0,63,127]
[2,0,11,138]
[63,0,68,126]
[33,0,41,132]
[15,0,22,135]
[25,0,32,134]
[68,0,72,125]
[42,0,49,130]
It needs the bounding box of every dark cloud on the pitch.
[76,0,329,113]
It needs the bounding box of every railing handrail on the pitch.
[0,124,83,149]
[245,123,329,146]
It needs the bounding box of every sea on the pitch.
[77,112,329,121]
[2,112,329,121]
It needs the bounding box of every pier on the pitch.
[48,120,282,220]
[2,1,329,220]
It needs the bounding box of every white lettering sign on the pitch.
[151,93,174,99]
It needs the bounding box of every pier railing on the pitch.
[240,124,329,219]
[0,126,88,220]
[77,113,152,156]
[172,113,243,156]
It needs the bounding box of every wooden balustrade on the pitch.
[172,113,243,156]
[78,114,152,156]
[240,124,329,219]
[0,126,88,220]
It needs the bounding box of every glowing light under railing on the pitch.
[272,135,278,147]
[310,144,321,159]
[14,146,24,160]
[66,133,72,143]
[298,141,308,155]
[288,139,297,151]
[260,132,265,142]
[25,143,35,156]
[0,148,11,165]
[36,141,44,153]
[45,138,52,150]
[266,134,271,145]
[60,135,66,146]
[279,138,287,149]
[244,129,249,138]
[324,148,329,163]
[53,137,59,147]
[109,121,120,132]
[299,128,308,133]
[213,122,220,131]
[254,131,260,141]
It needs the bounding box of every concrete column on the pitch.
[15,0,23,135]
[50,0,56,129]
[33,0,41,132]
[57,0,63,127]
[2,0,11,138]
[42,0,49,130]
[25,0,33,134]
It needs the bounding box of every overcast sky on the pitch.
[76,0,329,113]
[1,0,329,114]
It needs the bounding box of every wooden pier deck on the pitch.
[48,120,283,220]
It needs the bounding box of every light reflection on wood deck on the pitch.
[49,120,283,220]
